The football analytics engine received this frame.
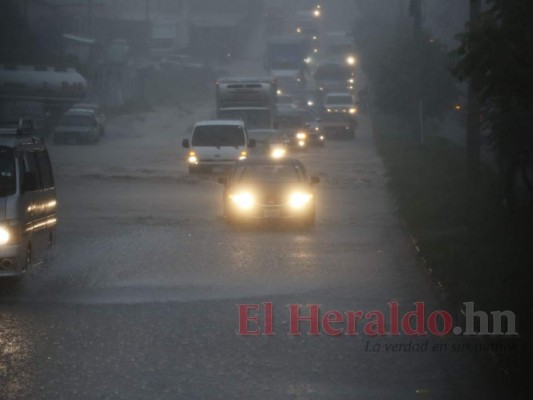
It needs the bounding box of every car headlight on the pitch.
[188,151,198,164]
[296,132,307,140]
[289,192,313,209]
[349,108,357,114]
[230,192,254,209]
[0,227,10,245]
[0,223,20,245]
[271,147,286,159]
[239,150,247,160]
[346,56,356,66]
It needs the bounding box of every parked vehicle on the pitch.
[69,102,106,136]
[53,110,100,144]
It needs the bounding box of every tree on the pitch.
[453,0,533,215]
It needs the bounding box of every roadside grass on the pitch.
[373,113,533,389]
[373,114,531,317]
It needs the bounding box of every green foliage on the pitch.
[372,33,458,123]
[453,0,533,209]
[375,118,531,386]
[355,20,459,132]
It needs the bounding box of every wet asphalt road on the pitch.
[0,2,502,399]
[0,105,498,400]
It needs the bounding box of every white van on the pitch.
[182,120,255,173]
[0,120,57,280]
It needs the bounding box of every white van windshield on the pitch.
[0,147,16,197]
[192,125,245,147]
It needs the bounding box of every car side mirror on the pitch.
[217,177,228,185]
[248,139,256,148]
[310,176,320,185]
[23,171,39,192]
[182,139,190,148]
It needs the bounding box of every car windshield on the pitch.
[60,115,94,127]
[326,96,353,105]
[0,147,16,197]
[192,125,245,146]
[218,110,270,130]
[238,164,301,183]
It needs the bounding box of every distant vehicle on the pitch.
[182,120,255,174]
[276,94,297,109]
[0,120,57,280]
[69,102,105,136]
[271,69,306,95]
[293,108,325,146]
[276,109,313,150]
[247,129,289,159]
[264,6,285,36]
[53,110,100,144]
[265,35,311,74]
[322,31,357,67]
[321,92,357,139]
[218,157,319,228]
[314,62,356,99]
[295,10,321,40]
[216,78,277,130]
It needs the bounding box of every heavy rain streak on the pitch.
[0,0,531,399]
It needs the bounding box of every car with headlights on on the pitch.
[218,157,319,228]
[321,92,357,139]
[247,129,289,159]
[276,109,312,150]
[293,108,325,146]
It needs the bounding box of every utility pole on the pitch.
[467,0,481,179]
